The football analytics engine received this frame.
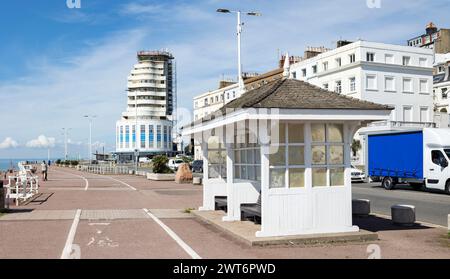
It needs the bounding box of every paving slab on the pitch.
[0,220,71,259]
[0,210,77,221]
[81,209,148,220]
[192,210,378,247]
[148,209,194,219]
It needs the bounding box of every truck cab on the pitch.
[423,129,450,192]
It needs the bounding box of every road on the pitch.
[353,182,450,227]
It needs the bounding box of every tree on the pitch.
[351,139,362,157]
[184,145,191,155]
[152,155,173,174]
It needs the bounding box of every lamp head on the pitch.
[217,8,231,13]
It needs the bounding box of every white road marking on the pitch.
[53,169,89,191]
[61,209,82,259]
[103,176,137,191]
[143,208,201,259]
[54,169,136,191]
[87,172,137,191]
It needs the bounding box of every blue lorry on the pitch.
[366,128,450,193]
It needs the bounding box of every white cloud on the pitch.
[26,135,56,149]
[120,3,163,15]
[67,139,85,146]
[0,137,19,149]
[92,141,106,149]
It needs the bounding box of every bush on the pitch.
[152,155,173,174]
[56,159,61,165]
[70,160,79,166]
[181,156,193,164]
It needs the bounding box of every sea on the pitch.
[0,159,48,171]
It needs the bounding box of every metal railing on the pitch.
[79,165,130,175]
[367,120,436,128]
[5,174,39,207]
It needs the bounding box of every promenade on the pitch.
[0,167,449,259]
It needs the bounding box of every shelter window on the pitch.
[207,136,226,179]
[269,122,306,189]
[311,123,345,187]
[233,126,261,181]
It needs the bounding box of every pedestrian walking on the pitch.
[41,161,48,181]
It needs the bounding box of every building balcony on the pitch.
[128,91,167,98]
[128,99,167,106]
[122,110,167,119]
[128,82,167,89]
[128,75,166,82]
[366,120,436,129]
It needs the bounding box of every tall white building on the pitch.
[290,40,435,164]
[116,51,175,161]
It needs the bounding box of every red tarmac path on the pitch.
[0,166,449,259]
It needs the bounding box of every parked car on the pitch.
[351,165,366,183]
[191,160,204,173]
[168,159,184,171]
[139,157,151,163]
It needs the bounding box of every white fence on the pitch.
[79,165,130,175]
[5,162,40,207]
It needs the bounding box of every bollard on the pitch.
[352,199,371,217]
[391,205,416,226]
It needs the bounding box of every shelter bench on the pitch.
[240,195,261,224]
[214,196,228,212]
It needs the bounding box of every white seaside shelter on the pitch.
[183,77,392,237]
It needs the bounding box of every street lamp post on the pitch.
[62,128,71,161]
[84,115,97,163]
[217,9,261,92]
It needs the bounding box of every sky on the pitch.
[0,0,449,159]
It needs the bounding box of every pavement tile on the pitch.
[81,209,148,220]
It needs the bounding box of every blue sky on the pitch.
[0,0,449,159]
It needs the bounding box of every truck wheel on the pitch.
[382,177,395,190]
[446,181,450,195]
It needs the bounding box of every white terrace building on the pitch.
[192,69,284,159]
[290,41,435,164]
[434,53,450,116]
[183,77,391,237]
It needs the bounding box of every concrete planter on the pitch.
[193,177,202,185]
[146,173,175,181]
[136,171,147,176]
[128,170,135,175]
